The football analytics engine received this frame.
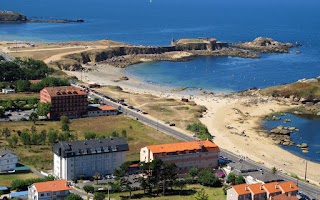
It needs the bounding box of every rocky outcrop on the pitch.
[0,11,27,22]
[231,37,294,53]
[0,11,84,23]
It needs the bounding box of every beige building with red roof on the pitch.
[28,180,71,200]
[140,140,219,173]
[40,86,88,119]
[87,104,118,117]
[227,181,299,200]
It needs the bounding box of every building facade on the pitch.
[53,138,129,181]
[87,105,118,117]
[140,140,220,173]
[226,181,299,200]
[0,148,18,172]
[28,180,71,200]
[40,86,88,119]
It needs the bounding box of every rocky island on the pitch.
[0,10,84,23]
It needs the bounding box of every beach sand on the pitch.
[65,64,320,185]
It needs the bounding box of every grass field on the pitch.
[0,92,39,100]
[0,173,40,187]
[0,115,180,170]
[109,184,225,200]
[96,86,205,130]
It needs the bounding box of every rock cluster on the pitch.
[231,37,294,53]
[296,143,309,153]
[269,125,299,146]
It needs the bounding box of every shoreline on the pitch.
[65,63,320,185]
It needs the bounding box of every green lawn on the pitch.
[109,184,225,200]
[0,173,40,187]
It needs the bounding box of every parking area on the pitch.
[1,109,35,121]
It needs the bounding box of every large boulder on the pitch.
[301,143,308,148]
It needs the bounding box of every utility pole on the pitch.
[304,160,308,181]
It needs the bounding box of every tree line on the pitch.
[0,58,54,82]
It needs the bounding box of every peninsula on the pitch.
[0,10,84,23]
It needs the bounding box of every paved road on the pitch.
[74,84,320,199]
[0,50,14,61]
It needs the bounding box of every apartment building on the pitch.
[53,137,129,180]
[140,140,220,173]
[40,86,88,119]
[226,181,299,200]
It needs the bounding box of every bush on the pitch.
[187,122,213,140]
[11,176,54,191]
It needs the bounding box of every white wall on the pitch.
[0,153,18,172]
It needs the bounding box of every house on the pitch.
[248,183,267,200]
[53,137,129,181]
[140,140,219,173]
[1,88,15,94]
[0,148,18,172]
[278,181,299,196]
[263,182,282,199]
[226,184,251,200]
[226,181,299,200]
[28,180,71,200]
[40,86,88,119]
[87,105,118,117]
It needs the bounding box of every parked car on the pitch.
[128,106,134,109]
[169,123,175,126]
[164,121,170,124]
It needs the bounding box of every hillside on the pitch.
[0,11,27,22]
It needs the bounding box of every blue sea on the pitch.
[1,0,320,162]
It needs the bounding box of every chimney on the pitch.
[290,184,293,188]
[244,185,248,191]
[275,183,278,189]
[260,184,263,190]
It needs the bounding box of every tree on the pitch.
[111,130,118,137]
[20,130,31,145]
[83,185,95,194]
[114,161,133,198]
[2,127,10,140]
[39,130,47,145]
[195,188,209,200]
[93,192,105,200]
[48,129,58,144]
[226,172,236,184]
[61,122,70,132]
[29,112,38,125]
[189,167,199,181]
[37,102,52,117]
[174,179,186,195]
[15,80,31,92]
[121,129,127,138]
[60,115,70,124]
[235,175,245,185]
[84,131,96,140]
[198,168,221,187]
[66,193,83,200]
[272,167,278,174]
[93,172,100,184]
[8,135,18,148]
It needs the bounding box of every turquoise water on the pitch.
[264,114,320,163]
[1,0,320,162]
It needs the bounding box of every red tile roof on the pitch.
[271,194,299,200]
[263,182,281,194]
[34,180,71,193]
[146,140,219,154]
[29,80,41,84]
[99,105,118,111]
[248,183,266,195]
[42,86,87,97]
[279,181,299,193]
[232,184,251,196]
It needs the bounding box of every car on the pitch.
[257,168,263,172]
[169,123,175,126]
[128,106,134,109]
[106,174,111,179]
[164,121,170,124]
[142,111,148,114]
[111,174,116,179]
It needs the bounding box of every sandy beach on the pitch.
[65,64,320,185]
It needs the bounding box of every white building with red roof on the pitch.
[140,140,219,173]
[28,180,71,200]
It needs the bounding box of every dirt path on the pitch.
[43,47,95,64]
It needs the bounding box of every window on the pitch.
[40,194,44,197]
